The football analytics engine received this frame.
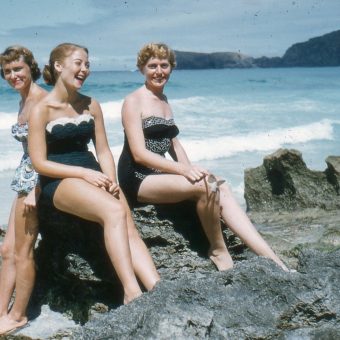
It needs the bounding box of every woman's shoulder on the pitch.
[85,95,101,116]
[125,89,140,102]
[123,87,145,111]
[34,85,48,99]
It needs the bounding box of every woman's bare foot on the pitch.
[209,249,234,271]
[272,258,290,272]
[123,291,142,305]
[0,315,28,335]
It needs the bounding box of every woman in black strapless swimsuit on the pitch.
[28,43,159,305]
[118,43,289,272]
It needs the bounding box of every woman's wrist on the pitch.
[177,162,187,176]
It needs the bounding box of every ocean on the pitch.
[1,67,339,226]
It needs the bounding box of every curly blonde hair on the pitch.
[137,43,176,71]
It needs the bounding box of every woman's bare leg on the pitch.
[138,174,233,271]
[53,178,142,303]
[119,193,160,291]
[0,196,38,335]
[0,198,17,317]
[218,183,288,271]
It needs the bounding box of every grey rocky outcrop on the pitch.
[244,148,340,212]
[30,202,246,324]
[2,149,340,339]
[70,249,340,340]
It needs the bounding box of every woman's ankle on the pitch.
[123,290,142,304]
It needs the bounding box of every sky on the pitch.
[0,0,339,70]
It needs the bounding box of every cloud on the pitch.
[1,0,339,70]
[1,0,104,33]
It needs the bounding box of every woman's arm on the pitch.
[28,102,110,188]
[168,137,191,165]
[90,99,119,194]
[122,96,208,182]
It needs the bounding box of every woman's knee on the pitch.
[219,182,233,197]
[189,179,210,201]
[194,178,225,203]
[101,198,127,225]
[14,250,34,265]
[0,242,15,262]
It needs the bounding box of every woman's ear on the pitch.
[54,60,63,73]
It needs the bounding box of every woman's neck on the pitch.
[144,82,165,100]
[52,80,79,105]
[19,81,34,103]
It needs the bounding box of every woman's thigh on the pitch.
[53,178,123,224]
[137,174,209,204]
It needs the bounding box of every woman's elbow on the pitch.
[131,151,147,165]
[30,158,45,175]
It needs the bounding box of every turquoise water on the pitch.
[1,67,339,225]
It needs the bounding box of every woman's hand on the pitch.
[181,164,209,183]
[107,182,120,198]
[81,168,112,189]
[23,186,40,214]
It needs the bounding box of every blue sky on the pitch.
[1,0,339,70]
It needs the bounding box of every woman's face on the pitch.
[57,48,90,89]
[2,57,32,92]
[143,57,171,89]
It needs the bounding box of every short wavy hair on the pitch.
[0,45,41,81]
[137,43,176,71]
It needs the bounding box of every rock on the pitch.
[174,30,340,69]
[31,201,245,325]
[280,29,340,67]
[70,249,340,339]
[5,150,340,339]
[244,148,340,212]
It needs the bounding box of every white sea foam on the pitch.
[181,119,334,162]
[0,151,22,172]
[0,112,17,130]
[170,96,322,115]
[100,100,123,121]
[0,100,122,131]
[0,119,334,172]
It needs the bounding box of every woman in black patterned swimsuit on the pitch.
[0,46,47,335]
[118,43,289,272]
[29,43,159,305]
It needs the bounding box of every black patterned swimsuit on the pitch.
[39,114,101,207]
[118,115,179,207]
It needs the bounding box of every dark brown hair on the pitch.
[0,45,41,81]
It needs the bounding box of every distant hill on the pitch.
[175,30,340,69]
[280,30,340,67]
[174,51,254,69]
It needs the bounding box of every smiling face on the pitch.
[2,57,32,92]
[143,57,171,90]
[56,48,90,89]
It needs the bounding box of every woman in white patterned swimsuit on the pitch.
[0,46,47,335]
[28,43,159,307]
[118,43,289,272]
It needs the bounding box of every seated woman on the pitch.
[118,42,288,272]
[0,46,47,335]
[28,43,159,305]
